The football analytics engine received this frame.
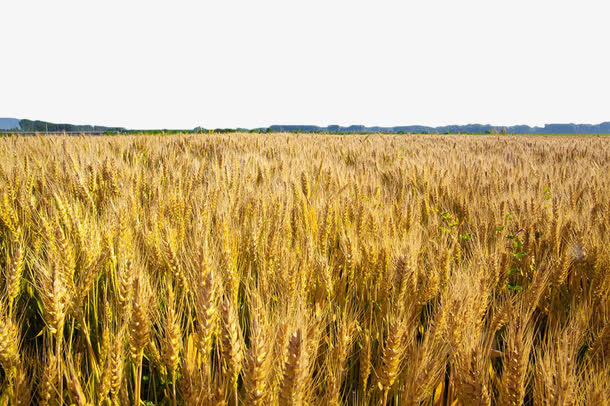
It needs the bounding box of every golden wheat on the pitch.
[0,132,609,404]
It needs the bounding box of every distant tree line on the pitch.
[18,119,126,133]
[5,120,610,136]
[267,123,610,135]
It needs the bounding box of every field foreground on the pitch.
[0,133,609,405]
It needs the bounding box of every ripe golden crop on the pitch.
[0,133,609,405]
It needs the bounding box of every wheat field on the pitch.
[0,133,609,405]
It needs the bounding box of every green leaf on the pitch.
[512,240,523,249]
[506,282,523,291]
[513,252,527,260]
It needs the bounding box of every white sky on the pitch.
[1,0,609,129]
